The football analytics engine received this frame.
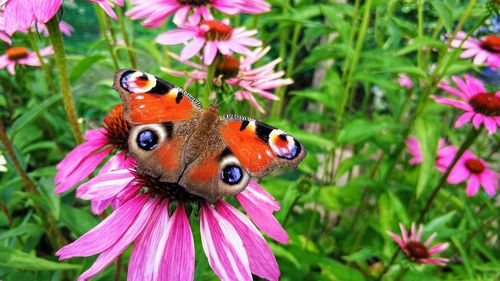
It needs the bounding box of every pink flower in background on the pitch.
[58,178,286,281]
[0,46,53,74]
[398,73,413,89]
[157,19,261,65]
[0,11,11,44]
[37,21,74,37]
[54,105,131,194]
[163,47,292,112]
[451,32,500,69]
[126,0,270,28]
[434,74,500,134]
[387,223,449,266]
[436,146,498,197]
[2,0,62,35]
[87,0,124,20]
[406,137,446,166]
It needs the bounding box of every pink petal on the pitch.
[448,162,470,184]
[472,114,484,128]
[158,203,195,281]
[156,29,197,45]
[200,203,252,281]
[419,258,449,266]
[483,116,497,134]
[77,198,158,281]
[204,41,218,65]
[236,185,288,244]
[465,175,480,196]
[56,195,149,259]
[424,233,437,247]
[479,170,498,196]
[180,37,205,61]
[386,231,405,249]
[128,201,169,281]
[433,96,472,111]
[454,112,474,128]
[172,6,190,25]
[399,223,408,243]
[55,148,113,194]
[76,169,134,201]
[428,242,449,255]
[216,201,280,281]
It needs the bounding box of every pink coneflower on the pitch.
[0,11,11,44]
[387,222,449,266]
[437,145,498,197]
[0,46,53,74]
[434,74,500,134]
[87,0,124,20]
[54,105,132,194]
[126,0,270,28]
[405,136,445,165]
[163,47,292,112]
[37,21,74,37]
[451,32,500,69]
[156,19,261,65]
[2,0,62,35]
[58,177,286,281]
[398,73,413,89]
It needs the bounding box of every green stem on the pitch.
[46,16,83,144]
[417,127,482,223]
[27,31,57,92]
[204,63,215,106]
[0,119,67,249]
[272,23,301,118]
[95,6,120,70]
[117,6,136,68]
[336,0,372,130]
[416,0,425,71]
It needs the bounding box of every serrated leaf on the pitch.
[0,246,79,270]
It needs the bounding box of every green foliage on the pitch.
[0,0,499,280]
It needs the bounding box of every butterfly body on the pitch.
[113,69,306,202]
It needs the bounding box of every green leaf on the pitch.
[396,36,447,56]
[415,118,439,198]
[0,246,79,270]
[69,54,106,83]
[7,95,62,138]
[430,0,453,32]
[337,117,398,145]
[0,223,38,241]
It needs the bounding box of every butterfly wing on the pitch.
[219,115,306,177]
[178,131,251,203]
[113,69,202,125]
[128,121,198,182]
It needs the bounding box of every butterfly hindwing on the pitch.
[178,131,251,203]
[128,121,197,182]
[113,69,202,125]
[220,115,306,177]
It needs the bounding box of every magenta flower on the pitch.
[437,146,498,197]
[37,21,74,37]
[58,177,286,281]
[398,73,413,89]
[451,32,500,69]
[2,0,62,35]
[387,223,449,266]
[0,11,11,44]
[163,47,292,112]
[0,46,53,74]
[434,74,500,134]
[405,136,445,165]
[54,105,131,194]
[126,0,270,27]
[87,0,124,20]
[156,19,261,65]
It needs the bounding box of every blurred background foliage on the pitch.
[0,0,499,280]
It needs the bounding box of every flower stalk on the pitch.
[27,30,57,92]
[46,16,83,144]
[117,6,136,68]
[204,62,216,106]
[95,6,120,70]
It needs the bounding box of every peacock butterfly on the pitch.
[113,69,306,203]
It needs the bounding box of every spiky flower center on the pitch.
[6,47,29,60]
[134,172,202,204]
[406,241,430,259]
[103,105,131,151]
[215,55,240,78]
[465,158,485,174]
[469,93,500,117]
[480,35,500,53]
[200,20,233,41]
[176,0,210,6]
